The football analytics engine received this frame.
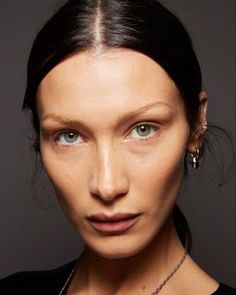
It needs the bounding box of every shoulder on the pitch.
[211,283,236,295]
[0,259,77,295]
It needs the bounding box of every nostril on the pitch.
[91,190,128,202]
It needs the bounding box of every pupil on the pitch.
[140,126,146,131]
[138,125,150,136]
[64,132,77,143]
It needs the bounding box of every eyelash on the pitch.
[53,122,159,146]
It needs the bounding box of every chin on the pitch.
[84,233,154,260]
[89,245,142,260]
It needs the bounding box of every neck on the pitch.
[70,218,185,294]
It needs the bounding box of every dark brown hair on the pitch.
[22,0,235,253]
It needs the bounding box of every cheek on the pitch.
[128,133,188,207]
[133,157,184,216]
[40,152,90,229]
[40,142,87,187]
[40,146,85,208]
[134,145,185,186]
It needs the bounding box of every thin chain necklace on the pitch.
[59,249,188,295]
[58,262,78,295]
[150,249,188,295]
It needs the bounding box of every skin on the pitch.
[37,49,217,294]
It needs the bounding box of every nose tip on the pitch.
[90,183,128,202]
[89,151,129,202]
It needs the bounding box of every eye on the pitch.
[56,131,83,145]
[129,123,158,140]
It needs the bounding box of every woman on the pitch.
[0,0,235,294]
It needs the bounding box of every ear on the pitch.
[187,91,208,153]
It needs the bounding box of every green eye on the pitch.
[57,132,82,145]
[64,132,79,143]
[129,123,157,140]
[136,125,152,137]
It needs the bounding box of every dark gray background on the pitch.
[0,0,235,287]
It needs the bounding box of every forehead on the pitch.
[37,49,183,119]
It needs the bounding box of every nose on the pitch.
[89,145,129,202]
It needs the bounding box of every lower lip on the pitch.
[89,215,140,233]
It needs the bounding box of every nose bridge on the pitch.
[89,141,128,201]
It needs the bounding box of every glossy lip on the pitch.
[86,213,142,233]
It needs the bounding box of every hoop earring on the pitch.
[190,148,200,169]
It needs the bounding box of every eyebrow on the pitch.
[41,101,173,127]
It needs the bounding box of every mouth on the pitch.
[86,213,142,233]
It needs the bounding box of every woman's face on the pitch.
[38,49,192,259]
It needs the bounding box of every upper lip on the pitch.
[87,213,141,222]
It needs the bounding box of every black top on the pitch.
[0,260,235,295]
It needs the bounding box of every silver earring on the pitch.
[190,148,200,169]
